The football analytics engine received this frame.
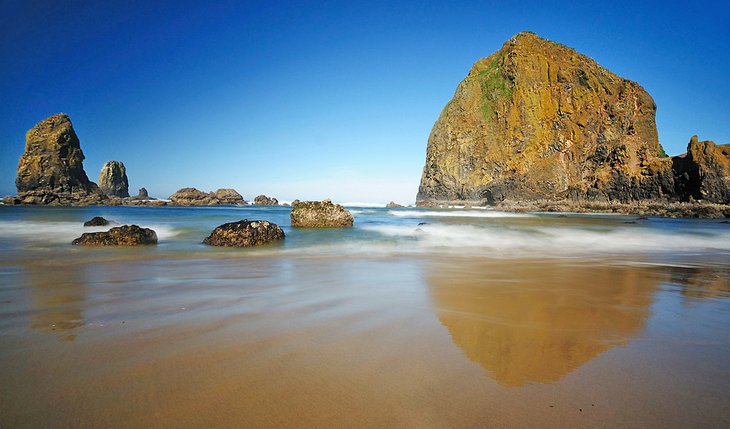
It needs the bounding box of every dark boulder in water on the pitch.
[203,219,285,247]
[83,216,110,227]
[72,225,157,245]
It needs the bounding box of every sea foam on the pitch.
[0,220,180,244]
[358,223,730,257]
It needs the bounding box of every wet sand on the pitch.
[1,253,728,428]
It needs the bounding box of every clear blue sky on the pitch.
[1,0,728,203]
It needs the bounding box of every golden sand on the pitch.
[1,255,728,428]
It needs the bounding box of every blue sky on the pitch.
[1,0,728,203]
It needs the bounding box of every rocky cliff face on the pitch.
[673,136,730,203]
[14,113,104,205]
[98,161,129,197]
[417,32,682,206]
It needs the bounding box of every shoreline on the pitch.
[416,199,730,218]
[4,197,730,219]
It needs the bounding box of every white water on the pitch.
[1,206,728,261]
[359,223,730,257]
[387,209,534,218]
[0,220,181,244]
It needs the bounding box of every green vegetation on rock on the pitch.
[477,53,513,124]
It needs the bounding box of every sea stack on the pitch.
[135,188,149,199]
[13,114,104,205]
[417,32,702,207]
[98,161,129,197]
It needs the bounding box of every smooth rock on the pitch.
[203,219,285,247]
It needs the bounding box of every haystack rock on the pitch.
[290,199,354,227]
[13,113,104,205]
[98,161,129,197]
[417,32,684,207]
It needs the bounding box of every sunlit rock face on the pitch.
[417,32,671,206]
[14,113,104,205]
[427,261,657,386]
[98,161,129,198]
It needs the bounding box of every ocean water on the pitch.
[1,204,729,259]
[0,205,729,428]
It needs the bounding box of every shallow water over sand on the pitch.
[1,206,729,428]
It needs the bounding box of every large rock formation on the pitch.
[13,113,104,205]
[72,225,157,246]
[290,199,354,227]
[202,220,285,247]
[416,32,729,208]
[98,161,129,197]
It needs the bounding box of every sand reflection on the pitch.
[427,260,658,386]
[670,266,730,300]
[23,261,87,340]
